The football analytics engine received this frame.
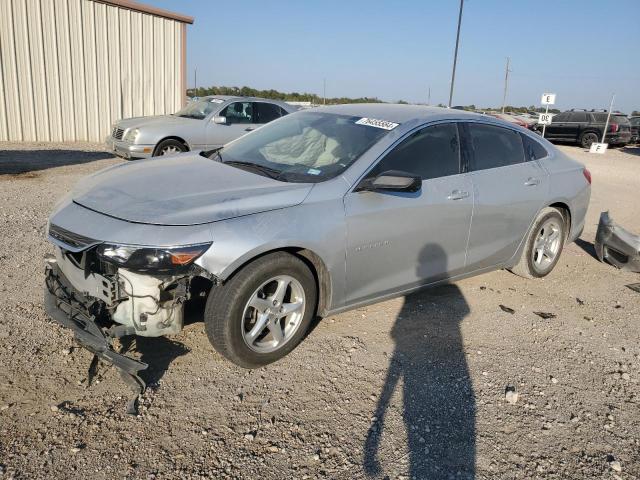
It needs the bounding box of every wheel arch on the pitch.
[153,136,191,156]
[507,200,573,268]
[215,246,332,317]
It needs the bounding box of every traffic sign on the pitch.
[541,93,556,105]
[538,113,553,125]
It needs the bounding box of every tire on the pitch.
[204,252,317,368]
[153,139,187,157]
[580,132,599,149]
[510,207,566,279]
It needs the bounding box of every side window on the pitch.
[220,102,253,124]
[370,123,460,180]
[279,106,290,117]
[521,133,549,161]
[569,112,588,122]
[254,102,283,124]
[553,113,569,122]
[468,123,525,171]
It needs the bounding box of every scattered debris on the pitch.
[626,283,640,294]
[576,298,585,305]
[499,305,515,314]
[505,386,519,404]
[607,455,622,473]
[533,311,557,319]
[595,211,640,272]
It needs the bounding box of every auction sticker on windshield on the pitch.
[355,117,399,130]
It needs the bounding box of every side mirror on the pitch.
[356,170,422,193]
[213,116,227,125]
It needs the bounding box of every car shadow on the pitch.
[622,146,640,156]
[364,244,475,479]
[0,149,114,175]
[575,237,598,260]
[120,336,190,388]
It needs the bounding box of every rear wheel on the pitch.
[204,252,317,368]
[580,132,599,149]
[510,207,566,278]
[154,139,187,157]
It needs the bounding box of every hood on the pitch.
[72,153,313,225]
[117,115,200,131]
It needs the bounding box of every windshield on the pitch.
[208,111,391,183]
[174,98,221,119]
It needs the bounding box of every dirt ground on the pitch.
[0,142,639,480]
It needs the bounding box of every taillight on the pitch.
[583,168,592,185]
[609,123,619,133]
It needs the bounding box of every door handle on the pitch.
[447,190,469,200]
[524,177,540,186]
[245,127,255,132]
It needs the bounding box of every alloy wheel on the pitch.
[531,219,562,273]
[241,275,306,353]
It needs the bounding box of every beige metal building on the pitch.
[0,0,193,143]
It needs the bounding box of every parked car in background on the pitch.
[46,105,590,377]
[629,116,640,144]
[106,96,298,159]
[534,109,631,148]
[488,112,533,129]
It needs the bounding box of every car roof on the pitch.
[203,95,291,105]
[306,103,485,124]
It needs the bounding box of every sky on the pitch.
[148,0,639,112]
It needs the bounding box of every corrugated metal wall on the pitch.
[0,0,185,143]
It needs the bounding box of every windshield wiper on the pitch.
[223,161,282,180]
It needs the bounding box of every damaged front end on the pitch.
[595,211,640,273]
[44,223,213,413]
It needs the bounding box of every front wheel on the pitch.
[154,139,187,157]
[510,207,566,278]
[204,252,317,368]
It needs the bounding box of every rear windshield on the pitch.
[592,113,630,124]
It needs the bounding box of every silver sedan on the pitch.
[47,104,590,377]
[106,96,297,159]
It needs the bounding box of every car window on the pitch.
[220,102,253,124]
[521,134,549,161]
[631,118,640,126]
[553,113,569,122]
[254,102,283,124]
[369,123,460,180]
[174,98,219,120]
[591,113,608,122]
[569,112,588,122]
[468,123,525,171]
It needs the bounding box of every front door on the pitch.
[344,122,474,304]
[205,101,258,147]
[463,122,549,271]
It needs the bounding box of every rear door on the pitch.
[253,102,287,129]
[463,123,549,271]
[344,122,473,304]
[566,112,588,141]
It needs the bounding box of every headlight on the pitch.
[123,128,140,143]
[96,243,211,272]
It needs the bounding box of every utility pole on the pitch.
[427,86,431,106]
[501,57,511,113]
[194,67,197,97]
[448,0,464,108]
[323,78,326,105]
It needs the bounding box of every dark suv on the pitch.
[535,110,631,148]
[630,116,640,144]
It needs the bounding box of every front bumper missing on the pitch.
[44,260,148,414]
[595,211,640,273]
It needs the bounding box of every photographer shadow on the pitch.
[364,244,475,479]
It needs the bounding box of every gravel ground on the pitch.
[0,142,639,480]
